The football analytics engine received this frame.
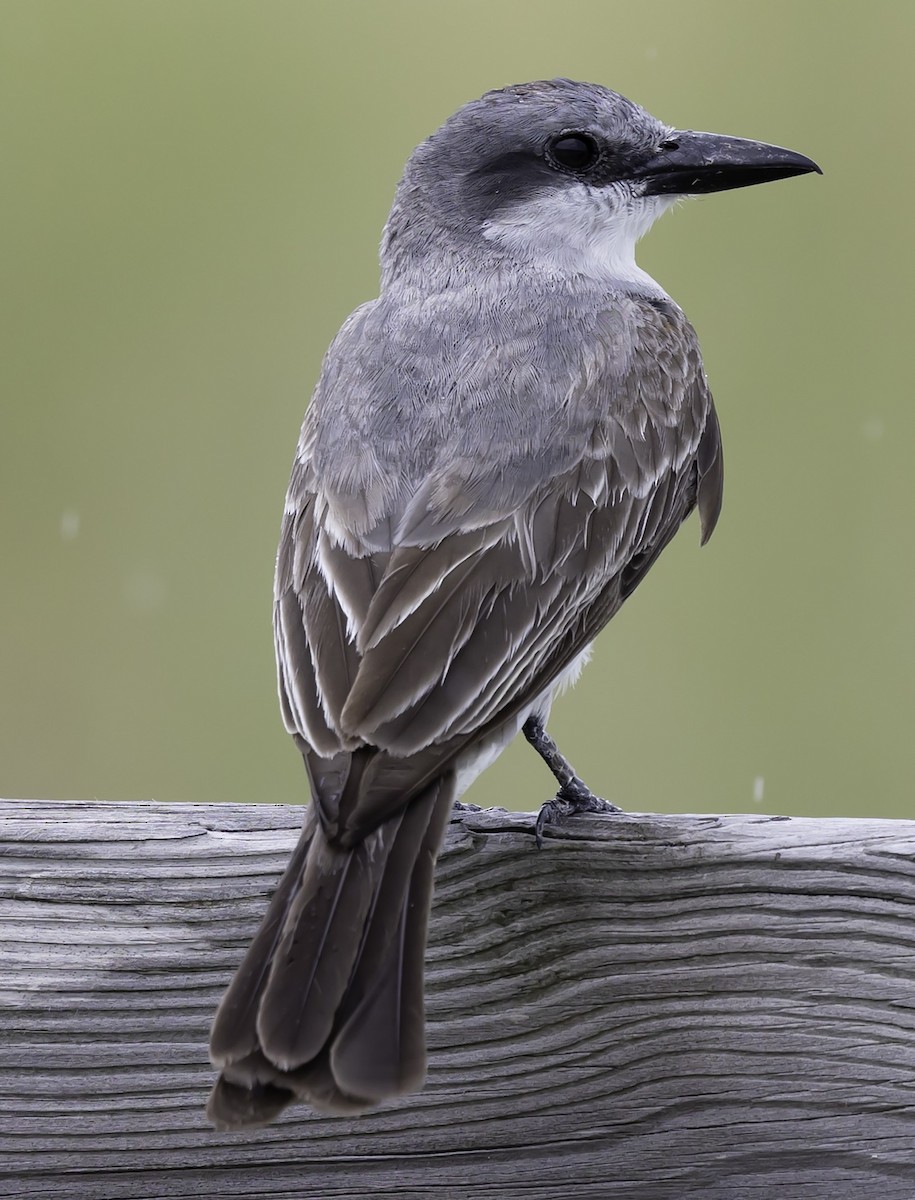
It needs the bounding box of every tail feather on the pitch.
[331,778,453,1100]
[206,1050,300,1128]
[207,775,454,1127]
[255,821,394,1068]
[208,810,316,1064]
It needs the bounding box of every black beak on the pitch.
[638,130,821,196]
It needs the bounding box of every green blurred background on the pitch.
[2,0,912,818]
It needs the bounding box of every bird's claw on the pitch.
[534,781,621,849]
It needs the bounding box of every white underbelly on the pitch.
[452,645,593,799]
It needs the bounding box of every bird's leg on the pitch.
[522,716,621,848]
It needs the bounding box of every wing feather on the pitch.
[358,525,506,652]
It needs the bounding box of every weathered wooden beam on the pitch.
[2,799,915,1198]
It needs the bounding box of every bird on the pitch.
[207,78,819,1128]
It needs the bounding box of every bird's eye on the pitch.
[547,132,601,173]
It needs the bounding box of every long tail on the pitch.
[207,775,455,1128]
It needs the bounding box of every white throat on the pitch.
[482,186,675,294]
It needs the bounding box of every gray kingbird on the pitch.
[208,79,819,1127]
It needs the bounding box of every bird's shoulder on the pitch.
[298,281,708,550]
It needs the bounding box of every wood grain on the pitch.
[2,799,915,1198]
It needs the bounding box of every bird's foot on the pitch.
[534,778,621,849]
[522,714,621,846]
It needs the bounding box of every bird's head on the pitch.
[383,79,820,290]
